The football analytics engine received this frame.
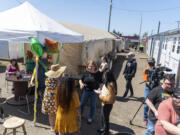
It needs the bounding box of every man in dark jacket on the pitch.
[123,52,137,97]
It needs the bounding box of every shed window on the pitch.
[177,46,180,54]
[165,44,167,50]
[173,37,177,45]
[172,45,175,52]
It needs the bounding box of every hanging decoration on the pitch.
[45,38,59,54]
[29,37,42,123]
[56,43,64,64]
[30,37,43,57]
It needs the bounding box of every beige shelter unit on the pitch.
[24,22,116,75]
[60,22,116,64]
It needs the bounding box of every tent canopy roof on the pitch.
[60,22,116,42]
[0,2,83,43]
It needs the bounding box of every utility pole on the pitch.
[177,21,180,29]
[138,13,142,46]
[151,29,154,35]
[108,0,112,32]
[157,21,161,34]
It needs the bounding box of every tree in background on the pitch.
[113,29,122,36]
[142,32,148,39]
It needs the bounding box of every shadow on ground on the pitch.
[1,99,50,126]
[110,122,135,134]
[116,96,144,103]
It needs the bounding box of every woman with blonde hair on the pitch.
[79,60,102,124]
[55,77,81,135]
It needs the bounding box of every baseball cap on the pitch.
[127,52,135,57]
[147,57,155,63]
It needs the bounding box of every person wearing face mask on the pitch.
[144,74,175,135]
[155,88,180,135]
[79,60,102,124]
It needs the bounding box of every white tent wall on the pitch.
[52,43,82,76]
[0,41,23,59]
[0,40,9,59]
[8,42,23,59]
[81,39,113,66]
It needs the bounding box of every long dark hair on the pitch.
[103,70,117,93]
[56,77,75,112]
[26,50,33,60]
[10,59,19,71]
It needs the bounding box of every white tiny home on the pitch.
[146,29,180,87]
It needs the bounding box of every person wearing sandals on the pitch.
[41,64,66,132]
[55,77,81,135]
[79,60,102,124]
[95,70,117,135]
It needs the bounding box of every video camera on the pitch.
[145,66,172,89]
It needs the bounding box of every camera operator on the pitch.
[143,57,156,125]
[144,74,175,135]
[122,52,137,98]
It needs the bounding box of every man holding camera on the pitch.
[122,52,137,98]
[143,57,156,125]
[144,74,175,135]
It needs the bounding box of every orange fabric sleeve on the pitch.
[143,66,150,81]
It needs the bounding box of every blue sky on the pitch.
[1,0,180,36]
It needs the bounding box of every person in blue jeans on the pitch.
[79,60,102,124]
[144,74,175,135]
[143,57,155,124]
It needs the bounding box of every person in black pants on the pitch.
[123,52,137,98]
[96,70,117,135]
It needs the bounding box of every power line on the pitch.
[112,6,180,13]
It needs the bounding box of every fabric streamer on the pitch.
[56,52,60,64]
[33,56,39,123]
[56,43,64,64]
[20,42,25,60]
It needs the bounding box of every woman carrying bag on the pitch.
[95,70,117,135]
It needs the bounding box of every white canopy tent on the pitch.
[0,1,84,123]
[0,1,83,43]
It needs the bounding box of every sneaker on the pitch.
[97,128,105,133]
[129,94,134,97]
[87,118,92,124]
